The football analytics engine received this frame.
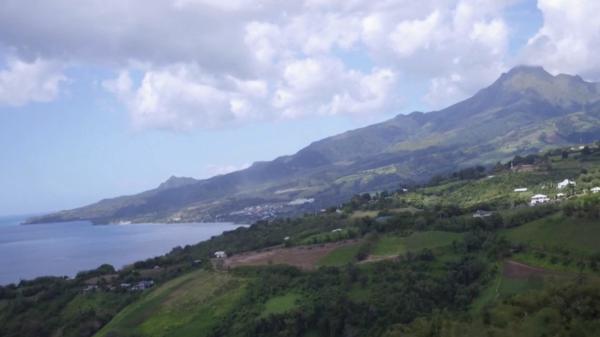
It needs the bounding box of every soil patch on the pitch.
[503,260,561,279]
[222,240,361,270]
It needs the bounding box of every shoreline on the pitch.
[0,220,245,286]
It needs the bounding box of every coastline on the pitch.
[0,219,245,285]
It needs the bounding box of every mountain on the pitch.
[27,66,600,224]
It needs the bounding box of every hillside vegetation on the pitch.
[2,143,600,337]
[28,66,600,225]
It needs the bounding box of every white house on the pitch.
[530,194,550,206]
[556,193,566,199]
[514,188,528,192]
[473,210,493,218]
[591,187,600,194]
[214,251,227,259]
[558,179,576,190]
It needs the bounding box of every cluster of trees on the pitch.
[209,234,495,337]
[563,194,600,219]
[0,274,137,337]
[390,281,600,337]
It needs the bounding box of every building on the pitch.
[214,251,227,259]
[558,179,576,190]
[131,280,154,291]
[530,194,550,206]
[82,285,98,293]
[472,210,493,218]
[591,187,600,194]
[556,193,566,199]
[514,188,528,192]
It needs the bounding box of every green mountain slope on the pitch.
[28,66,600,224]
[4,144,600,337]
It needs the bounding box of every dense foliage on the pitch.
[2,143,600,337]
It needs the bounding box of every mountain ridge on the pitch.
[27,65,600,224]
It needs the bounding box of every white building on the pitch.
[514,188,528,192]
[530,194,550,206]
[591,187,600,194]
[214,251,227,259]
[556,193,566,199]
[472,210,493,218]
[558,179,576,190]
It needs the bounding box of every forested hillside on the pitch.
[3,143,600,337]
[28,66,600,225]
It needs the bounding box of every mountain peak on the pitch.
[497,65,553,84]
[505,65,550,77]
[483,65,598,106]
[157,176,198,191]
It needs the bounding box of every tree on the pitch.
[562,151,569,159]
[582,146,592,156]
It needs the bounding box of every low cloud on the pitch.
[521,0,600,80]
[3,0,598,127]
[204,163,251,177]
[103,60,398,130]
[0,57,66,107]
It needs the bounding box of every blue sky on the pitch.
[0,0,597,215]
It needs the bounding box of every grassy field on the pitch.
[260,293,301,318]
[94,270,246,337]
[316,243,363,267]
[371,231,463,257]
[401,153,600,209]
[504,215,600,255]
[298,227,357,245]
[471,272,544,313]
[61,291,132,325]
[350,210,379,219]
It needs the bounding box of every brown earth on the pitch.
[221,239,361,270]
[503,260,561,279]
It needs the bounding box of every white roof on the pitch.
[514,188,528,192]
[558,179,575,187]
[592,187,600,191]
[531,194,548,199]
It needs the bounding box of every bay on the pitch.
[0,214,243,285]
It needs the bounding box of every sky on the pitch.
[0,0,599,215]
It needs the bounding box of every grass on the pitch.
[317,243,363,267]
[402,154,600,209]
[371,231,463,257]
[471,266,545,314]
[260,293,301,318]
[94,270,246,337]
[504,215,600,255]
[61,291,131,324]
[350,210,379,219]
[348,285,370,303]
[298,227,357,245]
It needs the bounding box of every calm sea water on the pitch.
[0,215,243,285]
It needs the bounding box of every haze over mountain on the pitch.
[28,66,600,225]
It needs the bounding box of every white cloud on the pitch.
[273,57,398,118]
[390,11,441,57]
[522,0,600,79]
[103,64,268,130]
[0,0,555,124]
[204,163,251,177]
[102,58,398,129]
[0,57,66,107]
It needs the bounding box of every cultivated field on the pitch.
[94,270,246,337]
[222,240,362,270]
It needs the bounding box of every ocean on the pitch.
[0,214,243,285]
